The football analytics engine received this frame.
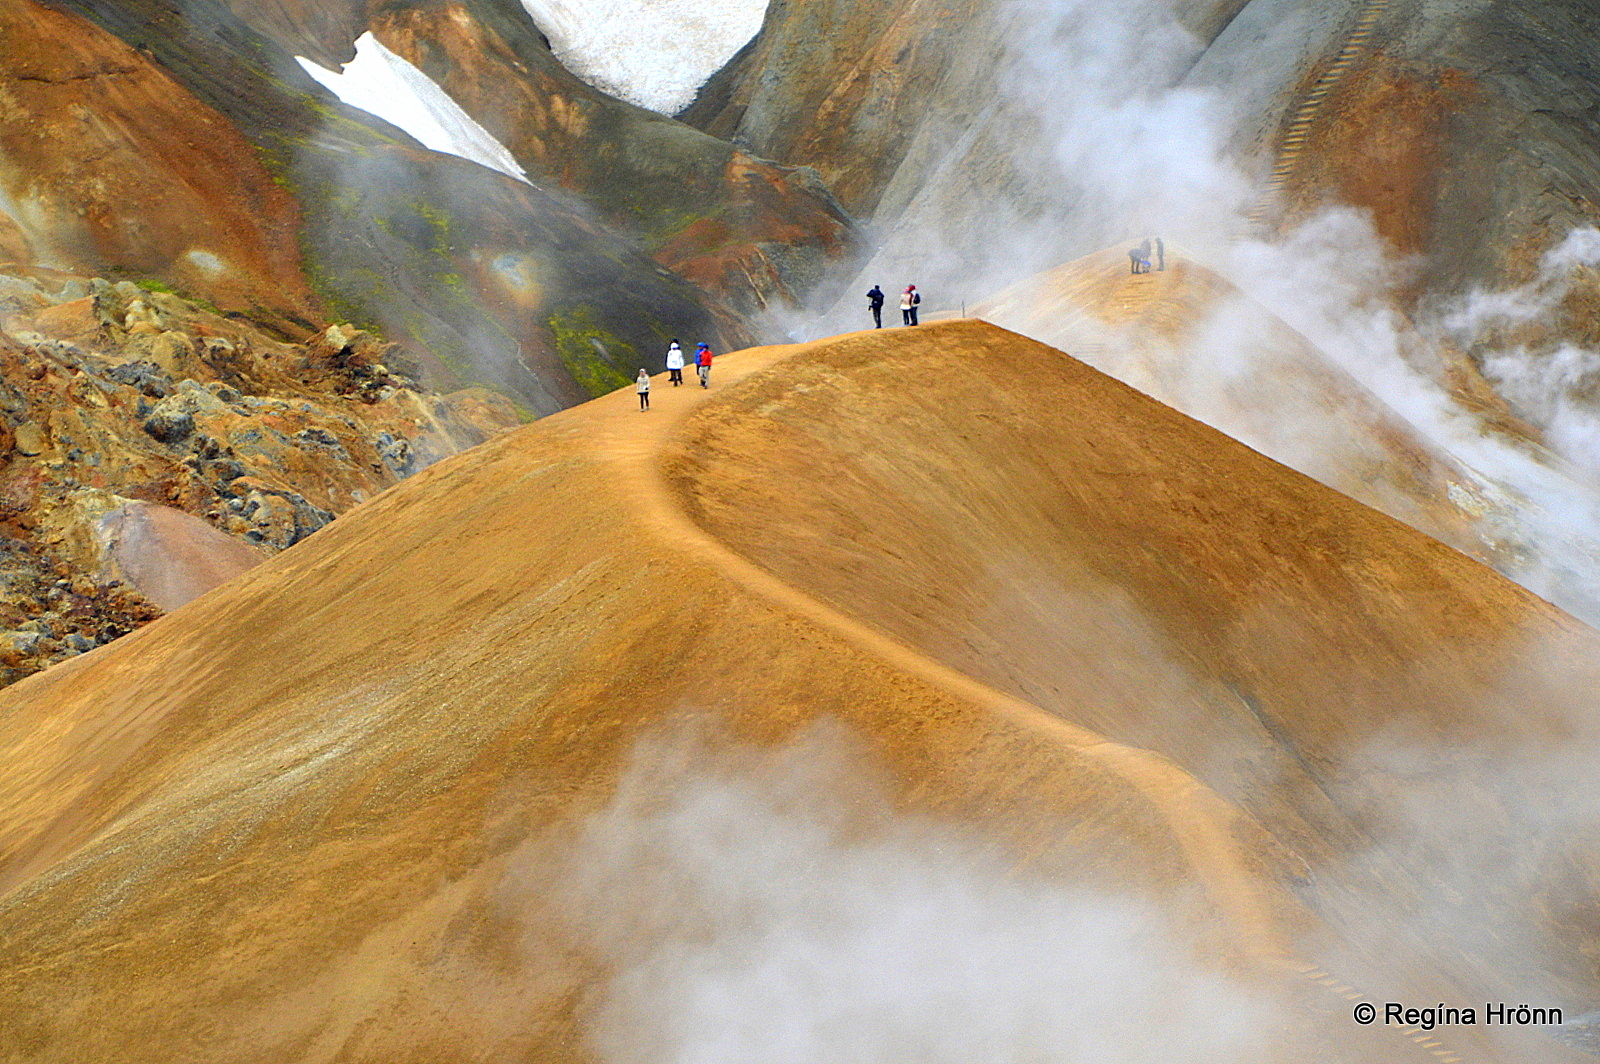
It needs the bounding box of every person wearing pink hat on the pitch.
[899,284,921,326]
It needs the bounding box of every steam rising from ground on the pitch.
[786,0,1600,620]
[809,0,1251,327]
[1443,227,1600,467]
[529,725,1276,1064]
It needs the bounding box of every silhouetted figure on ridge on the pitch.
[1155,237,1165,271]
[1128,246,1146,274]
[900,284,921,326]
[867,284,885,328]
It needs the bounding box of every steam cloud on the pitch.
[779,0,1600,622]
[527,725,1278,1064]
[1442,227,1600,467]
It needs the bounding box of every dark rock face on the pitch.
[680,0,990,220]
[689,0,1600,298]
[1187,0,1600,297]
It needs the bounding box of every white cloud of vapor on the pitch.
[532,724,1278,1064]
[1440,227,1600,468]
[782,0,1600,622]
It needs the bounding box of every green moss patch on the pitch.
[549,305,636,398]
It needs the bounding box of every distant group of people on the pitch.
[637,339,713,410]
[1128,237,1165,274]
[866,284,921,328]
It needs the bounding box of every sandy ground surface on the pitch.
[0,320,1592,1062]
[976,247,1521,567]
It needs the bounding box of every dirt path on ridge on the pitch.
[572,330,1287,962]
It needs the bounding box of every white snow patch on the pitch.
[296,33,529,185]
[518,0,768,114]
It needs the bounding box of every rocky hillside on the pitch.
[0,266,517,687]
[21,0,860,413]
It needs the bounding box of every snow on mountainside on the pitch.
[296,32,529,184]
[517,0,769,113]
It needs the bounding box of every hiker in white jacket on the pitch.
[636,368,651,411]
[899,284,921,326]
[665,340,685,386]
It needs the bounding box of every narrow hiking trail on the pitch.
[578,335,1287,960]
[570,324,1475,1064]
[1247,0,1391,229]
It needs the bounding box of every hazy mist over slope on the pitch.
[719,0,1600,623]
[528,726,1281,1064]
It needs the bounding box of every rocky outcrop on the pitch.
[0,267,520,686]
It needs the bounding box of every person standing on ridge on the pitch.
[636,368,651,411]
[867,284,885,328]
[1155,236,1165,271]
[666,339,685,385]
[695,342,713,388]
[900,284,921,326]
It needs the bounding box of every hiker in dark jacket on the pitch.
[867,285,885,328]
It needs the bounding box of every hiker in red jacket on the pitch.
[695,342,713,388]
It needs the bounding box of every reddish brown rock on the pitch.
[0,271,521,688]
[0,0,319,333]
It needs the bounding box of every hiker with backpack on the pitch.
[900,285,921,326]
[867,284,885,328]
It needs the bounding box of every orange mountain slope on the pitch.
[978,247,1556,579]
[0,321,1592,1062]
